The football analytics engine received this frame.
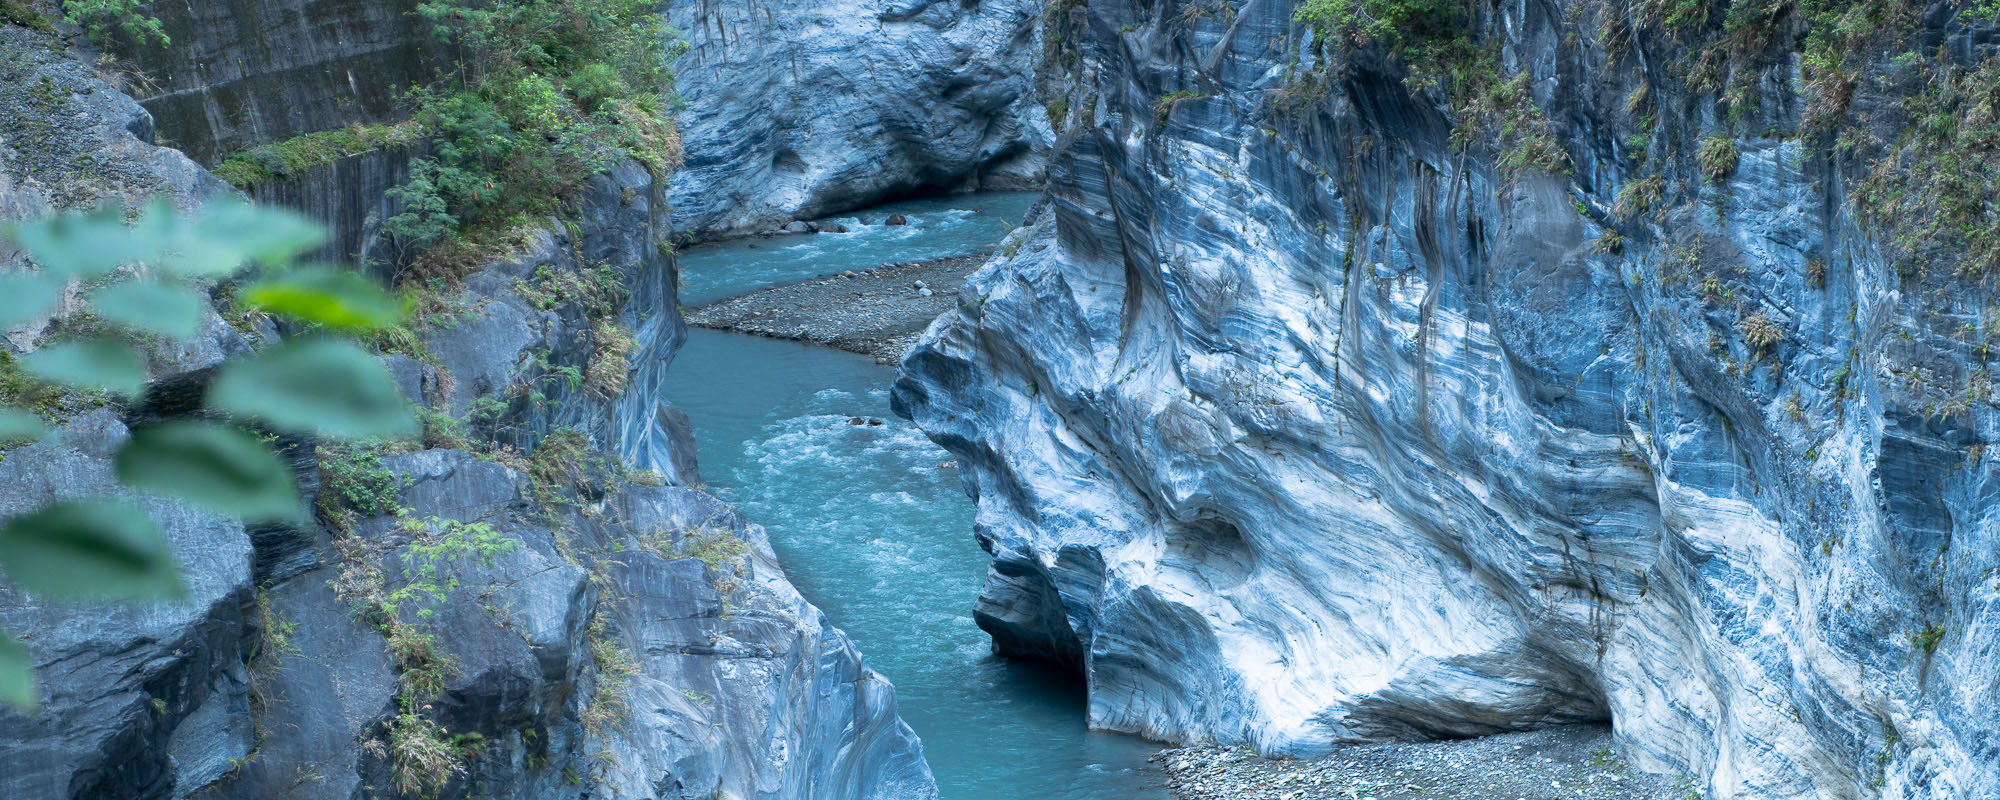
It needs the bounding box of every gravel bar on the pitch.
[1159,725,1686,800]
[684,253,985,362]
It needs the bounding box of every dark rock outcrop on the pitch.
[197,449,934,800]
[0,17,936,799]
[895,2,2000,799]
[0,411,256,800]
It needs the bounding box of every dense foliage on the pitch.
[384,0,686,274]
[59,0,166,47]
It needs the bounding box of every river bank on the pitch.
[686,253,984,362]
[1159,725,1680,800]
[666,191,1173,799]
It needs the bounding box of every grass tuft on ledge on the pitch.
[211,122,424,190]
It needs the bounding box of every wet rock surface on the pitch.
[120,0,438,166]
[665,0,1052,238]
[1162,726,1678,800]
[688,253,986,362]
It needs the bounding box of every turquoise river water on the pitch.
[664,194,1171,799]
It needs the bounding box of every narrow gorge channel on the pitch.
[8,0,2000,796]
[665,195,1168,800]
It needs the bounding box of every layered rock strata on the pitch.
[894,2,2000,799]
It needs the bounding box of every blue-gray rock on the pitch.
[0,411,256,800]
[665,0,1054,238]
[895,3,2000,799]
[416,158,697,485]
[195,449,936,800]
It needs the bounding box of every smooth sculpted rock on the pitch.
[894,3,2000,800]
[665,0,1053,238]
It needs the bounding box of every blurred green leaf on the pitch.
[207,338,415,438]
[161,199,326,276]
[115,422,302,523]
[0,410,48,445]
[0,632,30,711]
[88,280,205,339]
[20,339,145,398]
[0,500,184,601]
[3,204,167,279]
[241,268,402,332]
[0,272,62,330]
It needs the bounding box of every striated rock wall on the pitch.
[122,0,435,166]
[239,146,413,270]
[895,2,2000,799]
[665,0,1054,238]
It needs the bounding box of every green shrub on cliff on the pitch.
[1853,51,2000,278]
[211,122,423,190]
[0,0,54,32]
[60,0,166,47]
[1697,135,1739,181]
[382,0,687,274]
[1295,0,1466,76]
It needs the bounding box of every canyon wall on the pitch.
[665,0,1054,238]
[0,16,935,800]
[123,0,434,166]
[894,2,2000,799]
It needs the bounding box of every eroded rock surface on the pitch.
[665,0,1053,238]
[200,450,934,800]
[895,2,2000,799]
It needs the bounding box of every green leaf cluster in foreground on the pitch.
[0,198,416,709]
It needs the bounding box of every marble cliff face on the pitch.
[665,0,1054,238]
[895,2,2000,799]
